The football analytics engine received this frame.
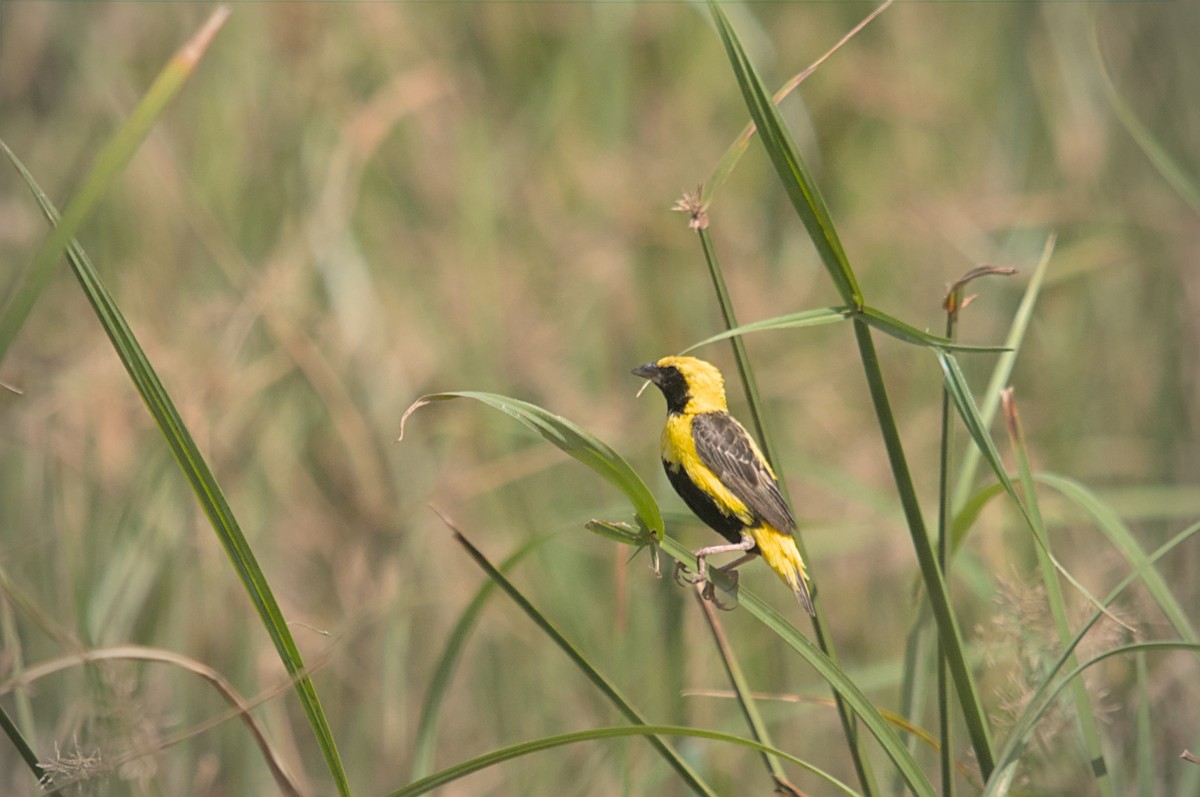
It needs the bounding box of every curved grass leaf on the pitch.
[984,521,1200,793]
[445,524,717,797]
[987,643,1200,797]
[1091,24,1200,214]
[679,306,853,354]
[400,391,663,541]
[861,305,1009,353]
[0,8,231,366]
[656,534,937,797]
[410,536,548,780]
[950,482,1007,556]
[2,645,303,796]
[387,724,861,797]
[1037,473,1197,645]
[2,143,349,796]
[942,360,1126,628]
[937,352,1019,501]
[951,234,1056,513]
[1004,396,1112,797]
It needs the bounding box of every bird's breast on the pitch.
[660,412,751,520]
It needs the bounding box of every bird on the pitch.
[632,355,815,615]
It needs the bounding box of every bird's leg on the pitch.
[674,539,742,586]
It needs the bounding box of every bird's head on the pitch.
[632,356,728,415]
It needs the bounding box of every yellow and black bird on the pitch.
[633,355,815,614]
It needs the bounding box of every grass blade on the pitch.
[387,724,861,797]
[985,521,1200,792]
[444,521,719,797]
[679,306,852,354]
[400,391,663,541]
[942,355,1125,627]
[860,305,1009,353]
[1135,653,1153,797]
[1091,24,1200,213]
[684,205,878,794]
[0,7,231,365]
[702,0,893,205]
[0,703,44,787]
[655,533,936,797]
[938,352,1020,501]
[2,144,350,796]
[1002,392,1113,796]
[410,536,546,780]
[987,643,1200,797]
[707,0,862,308]
[855,323,996,778]
[951,234,1056,514]
[693,590,796,794]
[1037,473,1197,644]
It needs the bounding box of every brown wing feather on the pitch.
[691,412,795,532]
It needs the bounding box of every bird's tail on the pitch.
[751,525,815,616]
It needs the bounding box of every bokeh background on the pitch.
[2,2,1198,794]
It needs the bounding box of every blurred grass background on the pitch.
[1,2,1198,794]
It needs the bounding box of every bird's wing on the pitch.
[691,412,796,532]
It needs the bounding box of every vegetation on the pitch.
[2,2,1197,795]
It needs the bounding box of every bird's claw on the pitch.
[702,569,739,610]
[673,560,704,587]
[677,559,738,610]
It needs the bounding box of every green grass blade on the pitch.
[656,534,937,797]
[985,522,1200,791]
[951,234,1056,513]
[1091,24,1200,213]
[693,591,795,793]
[2,144,350,796]
[0,703,44,786]
[1004,395,1113,796]
[860,305,1009,353]
[1037,473,1197,644]
[687,218,878,794]
[679,306,853,354]
[1135,653,1153,797]
[987,643,1200,797]
[387,724,862,797]
[702,0,893,205]
[950,482,1007,556]
[942,356,1120,629]
[856,324,996,779]
[445,523,719,797]
[400,391,663,541]
[937,352,1020,501]
[689,225,785,482]
[707,0,862,308]
[410,536,547,780]
[0,7,231,366]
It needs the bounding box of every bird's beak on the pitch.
[631,362,659,381]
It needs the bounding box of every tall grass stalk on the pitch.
[687,217,879,795]
[706,0,998,778]
[1002,389,1114,794]
[1,140,349,796]
[443,520,719,797]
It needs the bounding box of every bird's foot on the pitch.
[701,568,739,610]
[673,560,704,587]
